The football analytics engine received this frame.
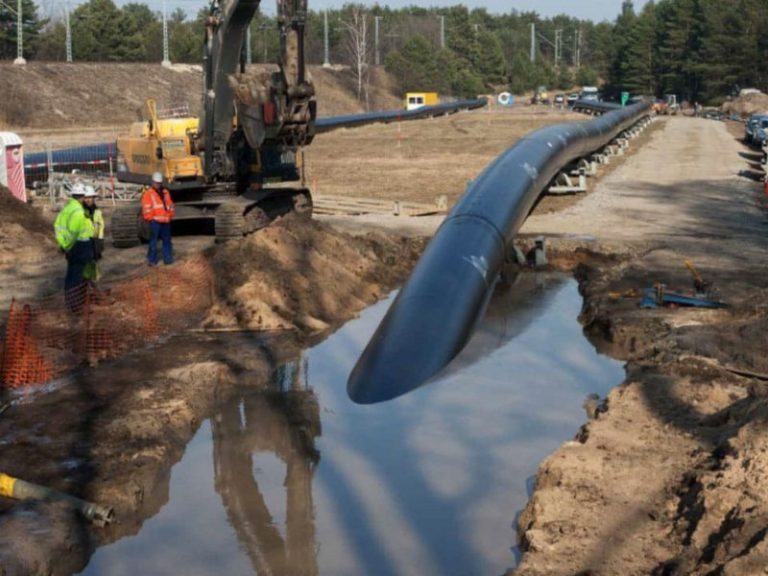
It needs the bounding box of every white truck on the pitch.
[580,86,599,101]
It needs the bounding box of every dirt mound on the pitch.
[0,63,401,130]
[721,91,768,116]
[206,215,424,334]
[0,186,54,265]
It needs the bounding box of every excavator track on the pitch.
[214,203,246,242]
[112,204,146,248]
[214,189,311,243]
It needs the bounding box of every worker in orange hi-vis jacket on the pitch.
[141,172,175,266]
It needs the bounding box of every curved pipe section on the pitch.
[347,101,651,405]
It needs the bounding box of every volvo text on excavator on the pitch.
[112,0,316,246]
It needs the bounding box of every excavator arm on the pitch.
[200,0,316,183]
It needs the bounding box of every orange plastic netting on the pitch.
[0,257,214,389]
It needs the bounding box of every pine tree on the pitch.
[169,9,200,64]
[70,0,146,61]
[123,3,161,61]
[476,30,506,85]
[0,0,46,60]
[622,1,658,95]
[385,35,439,92]
[655,0,705,100]
[608,0,637,91]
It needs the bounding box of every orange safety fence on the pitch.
[0,257,214,389]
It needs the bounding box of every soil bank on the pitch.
[0,213,424,575]
[513,116,768,575]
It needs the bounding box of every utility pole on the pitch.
[65,4,72,63]
[573,30,578,66]
[439,15,445,49]
[161,0,171,67]
[323,10,330,67]
[374,15,381,66]
[576,28,582,68]
[246,27,252,64]
[14,0,25,65]
[529,22,535,63]
[555,29,562,66]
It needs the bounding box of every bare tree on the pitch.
[340,6,372,109]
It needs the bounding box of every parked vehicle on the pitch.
[405,92,439,111]
[531,85,550,105]
[744,114,768,145]
[663,94,680,115]
[554,94,565,106]
[567,93,579,106]
[652,98,668,114]
[752,117,768,147]
[580,86,599,102]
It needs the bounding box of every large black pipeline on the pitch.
[571,99,621,115]
[347,101,651,405]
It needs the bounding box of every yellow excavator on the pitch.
[113,0,316,246]
[118,98,203,185]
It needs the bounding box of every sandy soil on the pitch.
[512,116,768,575]
[205,215,425,333]
[308,105,583,206]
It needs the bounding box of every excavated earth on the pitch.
[513,116,768,575]
[0,209,424,575]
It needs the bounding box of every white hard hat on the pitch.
[83,185,97,198]
[151,172,163,184]
[70,183,86,196]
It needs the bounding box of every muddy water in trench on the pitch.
[80,273,623,576]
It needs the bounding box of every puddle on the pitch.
[80,272,624,576]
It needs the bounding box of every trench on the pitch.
[78,272,624,576]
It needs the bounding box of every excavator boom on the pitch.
[201,0,316,182]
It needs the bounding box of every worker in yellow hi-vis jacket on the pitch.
[53,183,94,312]
[83,186,105,283]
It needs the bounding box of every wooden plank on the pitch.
[313,194,446,217]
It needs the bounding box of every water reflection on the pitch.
[441,273,566,377]
[213,358,320,576]
[81,272,624,576]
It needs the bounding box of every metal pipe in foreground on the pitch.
[347,101,651,404]
[0,472,114,526]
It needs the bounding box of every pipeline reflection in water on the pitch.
[418,272,566,385]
